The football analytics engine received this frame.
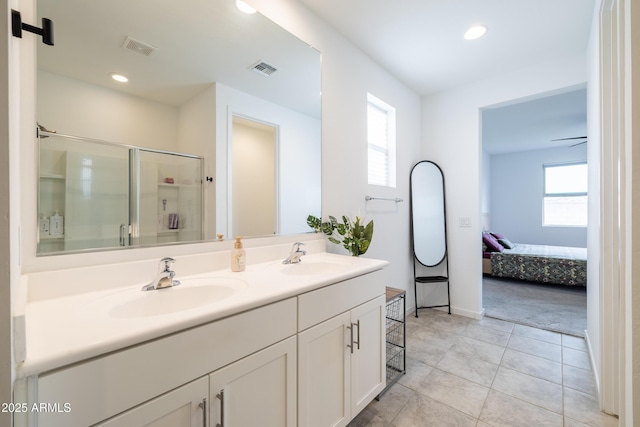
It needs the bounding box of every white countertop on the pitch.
[18,251,388,377]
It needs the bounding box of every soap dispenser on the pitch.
[230,236,246,272]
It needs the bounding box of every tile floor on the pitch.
[348,309,619,427]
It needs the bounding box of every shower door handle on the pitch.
[119,224,127,246]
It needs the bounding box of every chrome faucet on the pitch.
[283,242,306,264]
[142,257,181,291]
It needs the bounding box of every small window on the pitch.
[543,162,588,227]
[367,93,396,187]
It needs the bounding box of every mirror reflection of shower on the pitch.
[37,132,204,255]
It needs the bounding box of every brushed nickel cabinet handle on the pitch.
[198,398,207,427]
[347,324,354,354]
[216,390,224,427]
[354,320,361,350]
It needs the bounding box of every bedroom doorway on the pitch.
[479,87,588,337]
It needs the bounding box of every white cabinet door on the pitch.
[298,311,351,427]
[350,295,386,415]
[298,295,385,426]
[94,376,208,427]
[209,336,297,427]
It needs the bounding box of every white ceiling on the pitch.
[298,0,594,153]
[482,88,587,155]
[298,0,594,96]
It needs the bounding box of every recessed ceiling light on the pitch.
[464,25,487,40]
[236,1,257,14]
[110,73,128,83]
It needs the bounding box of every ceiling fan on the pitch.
[551,136,587,147]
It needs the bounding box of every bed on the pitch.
[482,232,587,286]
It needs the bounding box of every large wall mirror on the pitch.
[36,0,321,255]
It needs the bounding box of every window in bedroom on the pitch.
[543,162,588,227]
[367,93,396,187]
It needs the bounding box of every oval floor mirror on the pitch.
[410,160,450,316]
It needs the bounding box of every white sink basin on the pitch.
[81,277,247,318]
[269,258,353,276]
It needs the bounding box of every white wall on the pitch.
[490,145,588,247]
[37,70,179,151]
[252,0,423,311]
[422,53,587,318]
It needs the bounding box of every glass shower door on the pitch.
[136,149,203,246]
[38,133,204,255]
[38,134,130,254]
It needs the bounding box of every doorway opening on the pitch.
[230,116,278,237]
[480,87,588,337]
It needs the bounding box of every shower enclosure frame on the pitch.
[37,130,205,255]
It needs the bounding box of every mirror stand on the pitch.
[412,259,450,317]
[410,160,451,317]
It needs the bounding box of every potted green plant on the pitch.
[307,214,374,256]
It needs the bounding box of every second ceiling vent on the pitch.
[250,60,278,77]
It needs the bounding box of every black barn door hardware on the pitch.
[11,9,54,46]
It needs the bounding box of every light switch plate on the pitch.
[459,216,471,227]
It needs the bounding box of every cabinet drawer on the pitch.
[298,270,384,331]
[36,298,296,427]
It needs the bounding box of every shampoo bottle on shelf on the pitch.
[230,236,246,272]
[39,214,50,235]
[49,211,64,236]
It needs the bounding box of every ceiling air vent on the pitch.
[250,60,278,77]
[121,36,158,57]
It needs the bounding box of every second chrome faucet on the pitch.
[283,242,306,264]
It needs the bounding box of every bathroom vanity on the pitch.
[14,1,377,425]
[14,242,388,427]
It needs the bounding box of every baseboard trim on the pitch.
[584,329,601,400]
[406,303,484,320]
[451,306,484,320]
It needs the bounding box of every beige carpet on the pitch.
[482,275,587,337]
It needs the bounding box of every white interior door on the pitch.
[231,116,277,237]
